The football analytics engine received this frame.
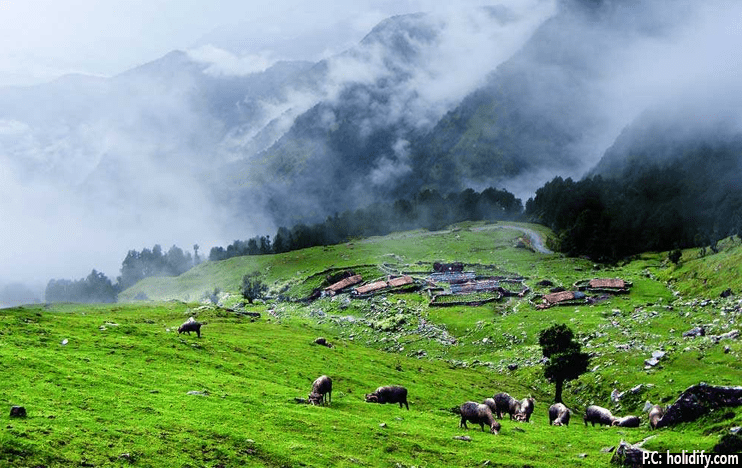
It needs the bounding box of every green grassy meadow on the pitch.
[2,222,742,467]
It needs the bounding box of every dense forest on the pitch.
[526,140,742,261]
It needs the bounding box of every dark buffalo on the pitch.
[548,403,571,426]
[460,402,501,434]
[365,385,409,409]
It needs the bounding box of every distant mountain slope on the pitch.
[591,107,742,242]
[222,6,556,224]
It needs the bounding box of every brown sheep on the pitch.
[459,402,501,434]
[309,375,332,406]
[365,386,409,409]
[178,318,204,338]
[517,397,535,422]
[548,403,571,426]
[612,415,641,427]
[648,404,665,429]
[583,405,617,426]
[493,392,521,420]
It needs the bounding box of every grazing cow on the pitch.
[459,402,501,434]
[648,405,665,430]
[612,415,641,427]
[584,405,617,426]
[482,397,497,415]
[548,403,571,426]
[493,392,521,420]
[517,397,535,422]
[365,386,409,409]
[178,317,204,338]
[309,375,332,406]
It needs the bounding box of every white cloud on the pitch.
[187,45,276,76]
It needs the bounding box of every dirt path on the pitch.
[471,224,553,254]
[361,223,553,254]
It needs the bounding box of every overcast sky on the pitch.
[0,0,494,86]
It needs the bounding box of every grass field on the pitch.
[2,222,742,467]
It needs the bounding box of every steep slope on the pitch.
[589,106,742,246]
[224,5,554,225]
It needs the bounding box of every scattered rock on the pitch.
[720,288,734,298]
[601,446,615,453]
[9,406,26,418]
[724,345,731,354]
[644,357,660,368]
[507,363,519,371]
[453,436,472,442]
[710,330,739,344]
[187,390,209,397]
[379,423,387,428]
[61,339,68,346]
[683,326,705,338]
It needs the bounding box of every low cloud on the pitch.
[187,45,276,76]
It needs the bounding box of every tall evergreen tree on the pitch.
[538,323,590,403]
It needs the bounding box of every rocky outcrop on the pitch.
[655,383,742,428]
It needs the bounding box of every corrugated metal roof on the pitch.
[354,280,388,295]
[325,274,363,292]
[544,290,576,304]
[388,275,413,287]
[589,278,625,289]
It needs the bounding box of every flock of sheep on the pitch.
[306,373,666,436]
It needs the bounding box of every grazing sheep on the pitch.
[493,392,521,420]
[365,386,409,409]
[178,317,204,338]
[309,375,332,406]
[648,405,665,429]
[459,402,501,434]
[517,397,535,422]
[584,405,617,426]
[612,415,641,427]
[548,403,571,426]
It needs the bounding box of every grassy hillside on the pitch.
[4,222,742,467]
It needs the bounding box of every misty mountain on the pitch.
[222,5,554,224]
[591,106,742,241]
[3,0,741,289]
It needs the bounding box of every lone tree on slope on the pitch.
[241,272,268,304]
[538,323,590,403]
